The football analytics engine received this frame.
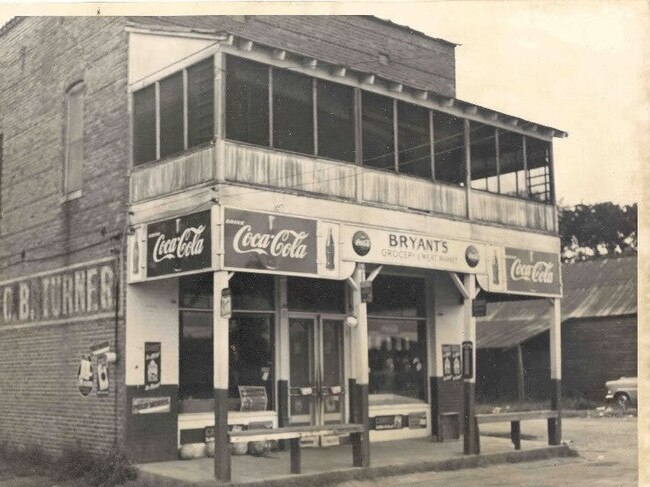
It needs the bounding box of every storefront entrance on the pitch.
[288,315,346,432]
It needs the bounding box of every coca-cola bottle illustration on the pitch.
[266,215,278,270]
[491,252,499,285]
[326,227,335,270]
[132,237,140,275]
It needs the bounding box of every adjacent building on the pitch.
[0,16,567,478]
[477,255,637,402]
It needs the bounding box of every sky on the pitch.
[0,1,647,206]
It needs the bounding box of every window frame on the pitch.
[132,57,215,167]
[63,81,85,200]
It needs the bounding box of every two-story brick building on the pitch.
[0,16,566,479]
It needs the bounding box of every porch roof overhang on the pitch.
[125,20,568,141]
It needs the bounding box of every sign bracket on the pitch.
[449,272,470,300]
[366,265,383,282]
[347,276,359,291]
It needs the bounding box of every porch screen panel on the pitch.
[159,72,184,158]
[317,79,355,162]
[133,84,156,165]
[273,68,314,154]
[225,56,269,146]
[362,91,395,171]
[433,111,465,185]
[398,101,431,179]
[187,57,215,148]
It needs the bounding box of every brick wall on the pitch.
[130,15,457,97]
[0,17,130,457]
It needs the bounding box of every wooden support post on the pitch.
[511,421,521,450]
[462,274,478,455]
[213,271,231,482]
[289,438,301,474]
[351,263,370,467]
[516,343,525,401]
[548,298,562,445]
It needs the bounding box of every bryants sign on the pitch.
[147,210,211,277]
[505,248,561,296]
[223,208,317,275]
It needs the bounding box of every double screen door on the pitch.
[288,316,346,427]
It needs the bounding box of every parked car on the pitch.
[605,377,637,409]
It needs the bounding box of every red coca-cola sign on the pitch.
[223,209,317,274]
[147,211,212,277]
[505,248,561,296]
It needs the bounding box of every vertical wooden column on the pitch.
[464,118,472,220]
[462,274,478,455]
[277,276,290,432]
[548,297,562,445]
[213,52,226,183]
[350,263,370,467]
[213,271,231,482]
[425,274,442,441]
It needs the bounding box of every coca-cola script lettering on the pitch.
[153,226,206,262]
[224,209,317,274]
[505,248,561,296]
[147,210,212,277]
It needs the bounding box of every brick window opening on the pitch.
[64,82,85,195]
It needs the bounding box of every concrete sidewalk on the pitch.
[138,433,576,486]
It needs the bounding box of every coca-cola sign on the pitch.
[505,248,561,296]
[223,209,317,275]
[147,210,212,277]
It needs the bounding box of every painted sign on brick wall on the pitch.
[0,258,117,329]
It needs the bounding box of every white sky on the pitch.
[0,2,647,206]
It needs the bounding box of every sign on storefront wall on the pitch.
[0,258,117,329]
[223,208,318,275]
[504,248,562,297]
[341,226,487,275]
[144,342,161,391]
[146,210,212,278]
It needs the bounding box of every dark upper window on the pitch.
[433,111,465,186]
[499,130,526,197]
[64,82,85,194]
[398,101,431,179]
[187,58,215,148]
[225,55,269,147]
[362,92,395,171]
[133,84,156,165]
[159,72,184,158]
[526,137,552,202]
[273,69,314,154]
[287,276,346,314]
[367,274,426,318]
[133,57,214,165]
[317,79,355,162]
[469,123,498,192]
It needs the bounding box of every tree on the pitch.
[559,202,637,262]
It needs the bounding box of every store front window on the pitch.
[178,273,275,412]
[367,275,427,403]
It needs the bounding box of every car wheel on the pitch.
[614,392,630,410]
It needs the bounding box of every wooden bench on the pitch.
[474,410,560,453]
[229,423,366,475]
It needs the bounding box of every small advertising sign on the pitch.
[505,248,562,297]
[472,298,487,317]
[373,415,404,430]
[223,208,318,275]
[451,345,462,380]
[132,396,171,415]
[238,385,268,412]
[360,280,373,303]
[77,354,94,397]
[462,341,473,379]
[96,354,109,395]
[147,210,211,278]
[342,226,487,275]
[220,289,232,318]
[442,345,452,381]
[144,342,161,391]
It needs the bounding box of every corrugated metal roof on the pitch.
[477,255,637,348]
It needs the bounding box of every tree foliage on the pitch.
[559,202,637,262]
